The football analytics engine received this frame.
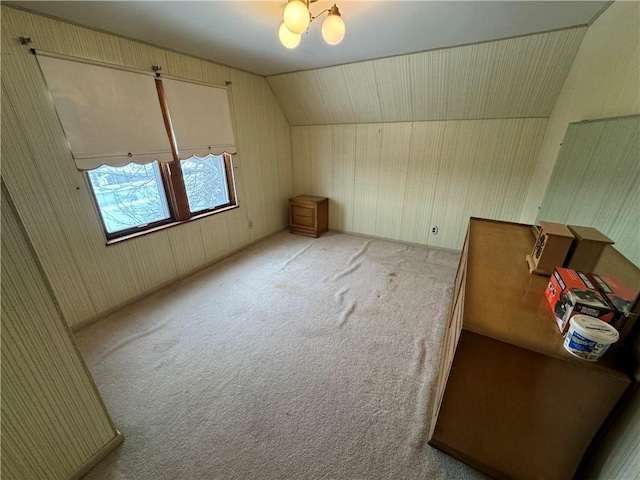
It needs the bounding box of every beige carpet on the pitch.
[76,231,487,480]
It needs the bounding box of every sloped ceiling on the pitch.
[267,27,586,126]
[7,1,607,76]
[6,2,602,126]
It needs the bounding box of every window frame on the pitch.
[84,76,238,244]
[180,153,237,216]
[86,153,237,243]
[85,162,175,240]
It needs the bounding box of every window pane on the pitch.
[181,154,230,213]
[87,162,170,234]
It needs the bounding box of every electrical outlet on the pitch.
[248,220,253,229]
[431,225,438,235]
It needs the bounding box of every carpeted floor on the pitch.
[76,231,487,480]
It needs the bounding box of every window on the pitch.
[36,52,238,242]
[85,152,236,240]
[87,162,170,234]
[181,154,233,214]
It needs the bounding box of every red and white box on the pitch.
[545,267,614,334]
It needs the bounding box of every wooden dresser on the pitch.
[289,196,328,238]
[429,218,630,480]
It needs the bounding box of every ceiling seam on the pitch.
[287,116,552,128]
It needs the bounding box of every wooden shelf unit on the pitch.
[428,218,630,480]
[526,221,574,276]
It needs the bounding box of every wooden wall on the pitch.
[291,119,547,249]
[267,28,585,125]
[277,29,586,250]
[1,182,121,479]
[521,0,640,224]
[538,116,640,266]
[584,385,640,480]
[531,3,640,476]
[1,6,293,328]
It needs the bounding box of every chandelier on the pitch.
[279,0,345,49]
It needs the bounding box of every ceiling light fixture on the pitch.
[279,0,345,49]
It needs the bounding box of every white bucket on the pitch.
[563,314,619,362]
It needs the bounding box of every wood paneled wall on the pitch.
[267,28,585,126]
[538,116,640,266]
[1,182,120,479]
[532,5,640,476]
[521,1,640,223]
[275,27,587,251]
[1,6,293,327]
[584,386,640,480]
[292,119,547,249]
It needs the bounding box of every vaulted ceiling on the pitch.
[267,27,586,125]
[8,1,609,76]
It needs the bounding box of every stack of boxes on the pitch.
[532,224,637,344]
[587,273,637,336]
[545,268,614,334]
[543,267,637,336]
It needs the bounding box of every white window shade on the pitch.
[161,78,237,159]
[37,54,173,170]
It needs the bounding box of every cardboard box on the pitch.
[588,273,636,333]
[526,222,574,276]
[545,267,614,334]
[565,226,614,272]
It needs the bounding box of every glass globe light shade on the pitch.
[279,22,301,49]
[322,9,345,45]
[283,0,310,35]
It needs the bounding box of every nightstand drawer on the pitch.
[292,205,314,218]
[292,213,314,228]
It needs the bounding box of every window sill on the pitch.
[105,204,239,246]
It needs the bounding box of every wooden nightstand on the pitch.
[289,196,328,238]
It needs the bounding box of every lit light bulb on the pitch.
[283,0,310,35]
[279,22,301,49]
[322,5,345,45]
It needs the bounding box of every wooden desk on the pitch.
[428,218,630,480]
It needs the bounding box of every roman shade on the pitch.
[161,78,237,159]
[36,53,173,170]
